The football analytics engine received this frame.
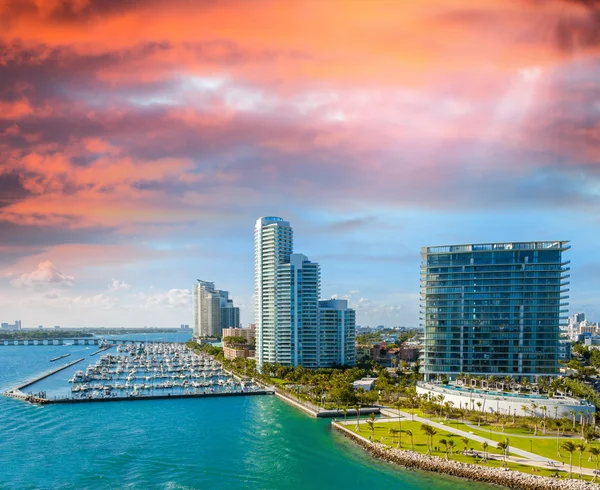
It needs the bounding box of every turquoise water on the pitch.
[0,340,497,489]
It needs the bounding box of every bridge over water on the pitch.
[0,338,174,346]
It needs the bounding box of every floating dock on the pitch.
[50,353,71,362]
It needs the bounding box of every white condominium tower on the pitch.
[254,217,293,366]
[254,216,356,369]
[193,280,240,338]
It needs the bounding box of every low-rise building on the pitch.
[222,326,256,344]
[223,345,255,360]
[352,377,377,391]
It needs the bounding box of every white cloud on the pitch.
[109,279,132,291]
[12,261,74,290]
[145,288,192,308]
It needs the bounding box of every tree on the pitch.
[439,438,449,460]
[420,424,437,455]
[482,441,488,461]
[388,428,398,446]
[556,419,563,457]
[561,441,576,478]
[497,439,509,466]
[584,426,598,445]
[405,429,414,451]
[355,404,361,431]
[366,420,375,440]
[448,439,456,456]
[461,437,469,454]
[590,447,600,483]
[576,443,586,478]
[569,410,577,432]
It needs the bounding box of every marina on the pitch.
[4,342,271,405]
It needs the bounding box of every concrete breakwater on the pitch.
[333,422,599,490]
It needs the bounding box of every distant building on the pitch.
[565,313,600,341]
[193,280,240,338]
[180,324,191,330]
[558,339,572,360]
[1,320,21,331]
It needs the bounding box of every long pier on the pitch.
[4,357,86,404]
[46,390,274,405]
[17,358,85,391]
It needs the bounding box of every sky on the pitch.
[0,0,599,328]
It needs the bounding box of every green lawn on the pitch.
[348,420,595,482]
[426,418,600,472]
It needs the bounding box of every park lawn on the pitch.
[350,420,596,482]
[353,420,505,457]
[431,419,600,471]
[270,378,287,385]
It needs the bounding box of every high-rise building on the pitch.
[277,253,320,367]
[421,241,570,381]
[193,280,239,338]
[254,217,293,366]
[254,216,356,369]
[318,299,356,366]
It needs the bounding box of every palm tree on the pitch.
[394,401,403,440]
[530,402,538,435]
[366,420,375,440]
[576,443,587,478]
[590,447,600,483]
[569,410,577,432]
[405,429,414,451]
[342,406,348,423]
[556,419,563,457]
[439,438,449,460]
[355,404,361,431]
[562,441,576,478]
[461,437,469,454]
[482,441,489,461]
[388,427,396,445]
[421,424,437,455]
[448,439,456,457]
[497,439,509,466]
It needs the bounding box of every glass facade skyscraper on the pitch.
[421,241,570,381]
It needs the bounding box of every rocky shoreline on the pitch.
[333,422,600,489]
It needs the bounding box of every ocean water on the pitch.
[0,339,496,489]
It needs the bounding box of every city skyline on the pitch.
[1,1,599,327]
